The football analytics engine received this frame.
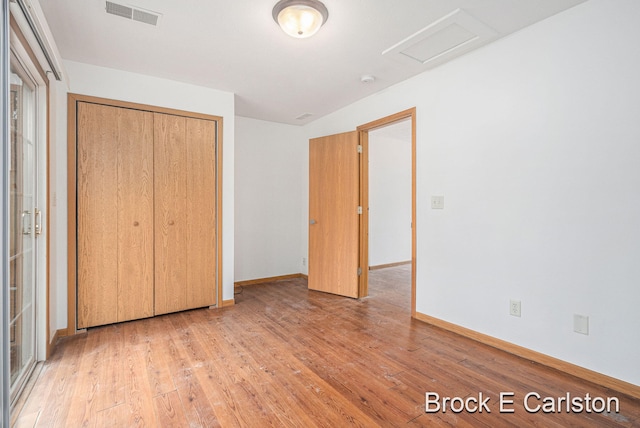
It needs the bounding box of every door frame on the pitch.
[357,108,416,316]
[66,94,224,334]
[8,15,49,406]
[1,3,10,423]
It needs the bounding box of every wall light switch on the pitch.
[431,195,444,209]
[573,314,589,335]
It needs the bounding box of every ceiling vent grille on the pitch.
[296,113,313,121]
[105,1,161,26]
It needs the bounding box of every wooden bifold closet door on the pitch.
[77,103,154,328]
[154,113,217,315]
[77,102,217,329]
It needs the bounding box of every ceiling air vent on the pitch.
[105,1,161,26]
[296,113,313,121]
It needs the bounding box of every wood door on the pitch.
[116,107,155,322]
[154,114,217,314]
[185,118,217,309]
[308,131,360,298]
[154,113,188,315]
[77,103,154,328]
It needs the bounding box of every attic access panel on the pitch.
[383,8,498,68]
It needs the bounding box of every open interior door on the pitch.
[308,131,360,298]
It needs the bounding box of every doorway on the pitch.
[307,109,416,314]
[366,118,412,304]
[367,119,412,271]
[358,108,416,315]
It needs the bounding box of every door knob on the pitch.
[310,219,317,225]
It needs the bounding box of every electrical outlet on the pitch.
[573,314,589,335]
[302,257,307,267]
[510,300,521,317]
[431,195,444,209]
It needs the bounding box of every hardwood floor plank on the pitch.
[35,334,88,427]
[12,410,40,428]
[153,391,191,428]
[92,324,126,412]
[161,315,224,427]
[185,311,338,427]
[13,362,51,427]
[95,403,128,428]
[140,317,177,397]
[203,310,375,427]
[291,341,418,424]
[15,266,640,427]
[122,321,159,427]
[63,326,101,426]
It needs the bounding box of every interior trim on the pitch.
[235,273,307,287]
[414,311,640,400]
[1,2,11,423]
[357,107,417,316]
[45,329,60,359]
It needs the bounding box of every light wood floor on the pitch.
[14,265,640,427]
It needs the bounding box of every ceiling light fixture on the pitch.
[272,0,329,39]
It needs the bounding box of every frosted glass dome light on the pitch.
[273,0,329,38]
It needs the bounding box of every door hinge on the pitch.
[357,145,363,153]
[358,267,362,276]
[357,206,363,215]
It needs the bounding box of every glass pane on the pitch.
[9,55,37,400]
[22,246,33,307]
[9,313,21,384]
[21,304,33,369]
[9,74,18,259]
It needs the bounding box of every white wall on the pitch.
[301,0,640,385]
[369,125,412,267]
[234,116,304,281]
[48,77,68,339]
[51,60,235,330]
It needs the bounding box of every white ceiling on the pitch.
[39,0,586,125]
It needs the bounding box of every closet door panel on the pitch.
[154,113,188,315]
[185,118,217,308]
[77,103,119,328]
[117,109,155,322]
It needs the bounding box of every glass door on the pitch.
[9,52,37,403]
